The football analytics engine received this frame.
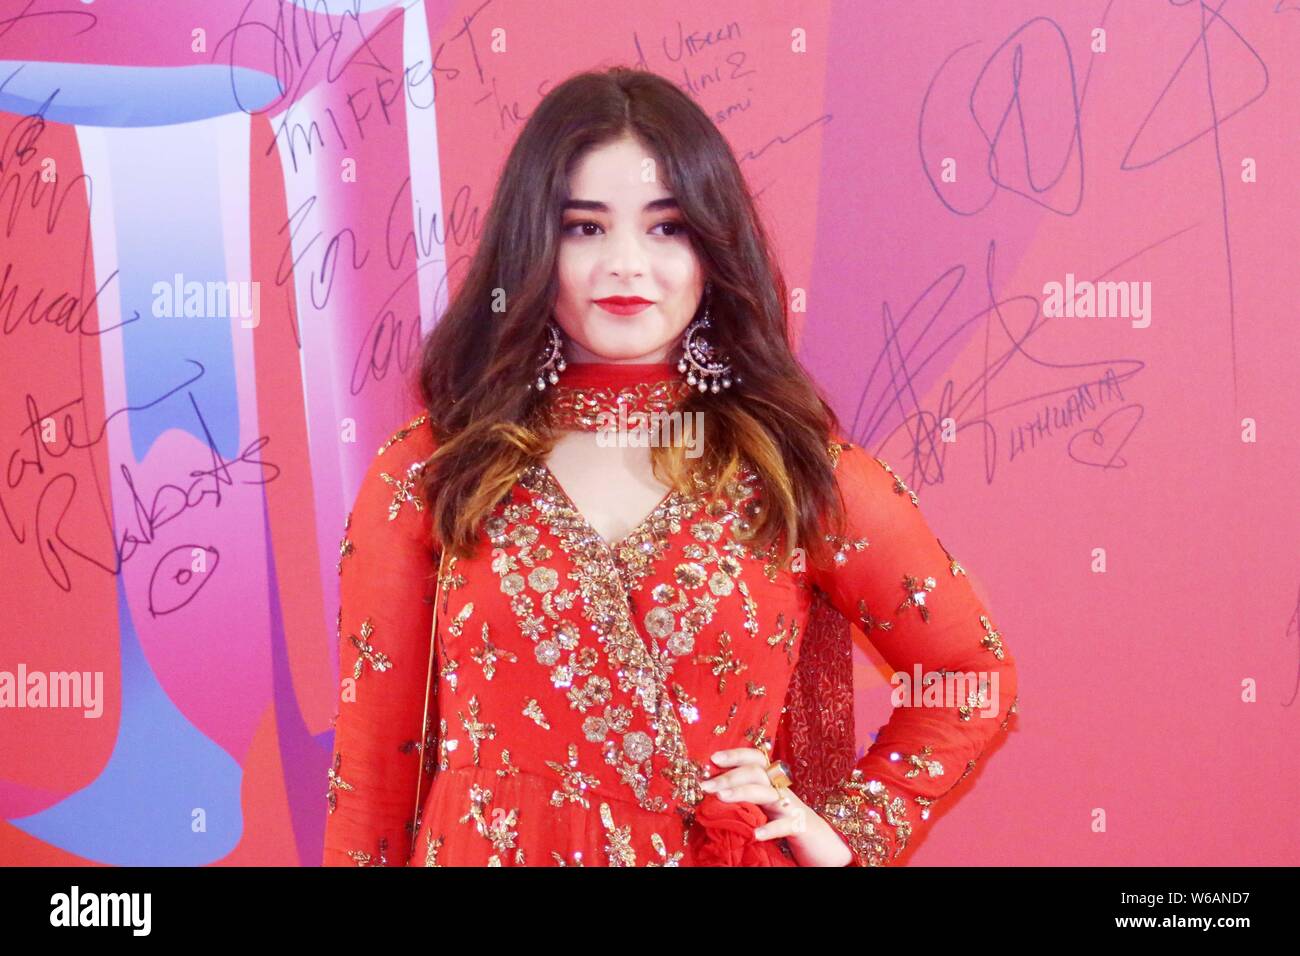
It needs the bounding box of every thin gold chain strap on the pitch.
[409,545,448,864]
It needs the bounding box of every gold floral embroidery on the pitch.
[671,682,700,725]
[447,602,473,640]
[439,654,459,695]
[546,743,602,809]
[496,749,520,778]
[647,831,684,866]
[736,579,759,637]
[1000,694,1020,731]
[437,717,456,770]
[711,701,739,735]
[348,618,391,678]
[377,412,429,454]
[892,744,944,780]
[745,538,784,582]
[914,795,935,821]
[424,831,444,866]
[937,537,965,575]
[457,695,496,766]
[415,713,438,777]
[381,461,425,521]
[857,597,894,635]
[956,676,991,721]
[826,533,869,566]
[337,511,354,572]
[599,801,637,866]
[644,606,675,638]
[816,770,912,866]
[874,457,919,506]
[979,614,1005,660]
[674,561,708,589]
[695,630,746,693]
[326,751,354,813]
[518,464,706,812]
[470,621,518,679]
[581,706,635,744]
[458,782,522,865]
[438,555,467,608]
[346,836,389,867]
[439,452,789,840]
[897,574,937,622]
[522,697,550,729]
[542,379,694,432]
[488,808,522,863]
[765,612,798,663]
[743,710,774,758]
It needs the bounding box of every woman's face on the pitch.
[552,133,705,364]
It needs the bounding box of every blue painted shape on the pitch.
[0,61,282,126]
[8,574,244,865]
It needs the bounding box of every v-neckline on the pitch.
[538,463,679,558]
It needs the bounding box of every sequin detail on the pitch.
[326,752,354,814]
[377,413,429,454]
[323,403,1020,868]
[518,464,704,813]
[543,379,694,432]
[348,618,391,678]
[381,461,426,521]
[816,771,913,866]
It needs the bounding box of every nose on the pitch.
[603,226,648,278]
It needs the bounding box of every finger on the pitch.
[709,748,769,771]
[753,810,809,841]
[712,781,786,806]
[700,764,768,792]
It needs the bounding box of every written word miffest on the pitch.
[594,406,705,459]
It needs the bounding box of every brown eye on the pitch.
[654,220,689,237]
[563,220,602,237]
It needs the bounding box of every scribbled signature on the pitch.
[848,239,1147,487]
[2,360,279,610]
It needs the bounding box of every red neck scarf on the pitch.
[541,361,695,432]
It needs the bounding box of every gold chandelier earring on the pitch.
[677,281,738,393]
[529,319,568,391]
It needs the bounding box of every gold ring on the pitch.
[765,759,792,792]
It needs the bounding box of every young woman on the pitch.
[322,67,1018,867]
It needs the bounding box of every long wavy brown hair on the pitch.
[413,66,848,572]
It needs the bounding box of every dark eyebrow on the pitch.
[561,197,680,213]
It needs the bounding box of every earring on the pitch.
[677,283,738,393]
[530,320,567,390]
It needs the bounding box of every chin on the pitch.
[586,343,666,362]
[580,326,676,362]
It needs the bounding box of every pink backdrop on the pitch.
[1,0,1297,866]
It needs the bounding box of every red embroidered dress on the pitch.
[323,361,1019,867]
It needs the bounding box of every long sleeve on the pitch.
[322,414,440,867]
[802,439,1019,866]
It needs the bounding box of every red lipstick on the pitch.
[594,296,653,316]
